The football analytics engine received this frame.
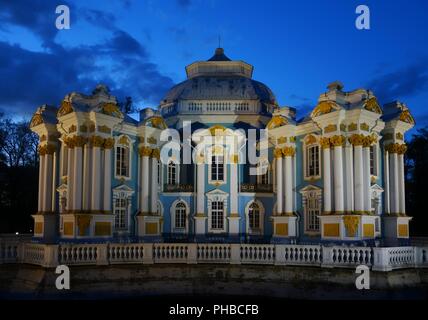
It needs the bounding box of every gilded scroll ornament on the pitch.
[30,113,44,128]
[324,124,337,134]
[343,215,360,237]
[266,116,288,129]
[364,97,382,114]
[348,134,364,146]
[57,101,74,117]
[311,101,335,117]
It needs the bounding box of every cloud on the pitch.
[0,1,175,116]
[366,59,428,103]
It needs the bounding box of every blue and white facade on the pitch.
[30,48,415,244]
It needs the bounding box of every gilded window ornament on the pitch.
[118,135,129,146]
[208,124,227,135]
[324,124,337,134]
[364,97,382,114]
[57,101,74,117]
[343,216,360,237]
[348,123,358,131]
[305,134,317,145]
[266,116,288,129]
[329,135,345,147]
[98,125,111,134]
[277,136,287,144]
[360,123,370,132]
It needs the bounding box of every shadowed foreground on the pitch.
[0,264,427,300]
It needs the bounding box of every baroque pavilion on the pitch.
[29,48,415,244]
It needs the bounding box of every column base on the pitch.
[270,215,297,238]
[320,214,380,240]
[383,215,412,239]
[32,213,58,243]
[194,215,207,235]
[227,216,241,235]
[59,213,114,239]
[137,214,162,237]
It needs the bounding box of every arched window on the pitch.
[248,203,261,231]
[167,161,177,185]
[175,202,186,229]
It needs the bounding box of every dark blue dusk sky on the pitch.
[1,0,428,130]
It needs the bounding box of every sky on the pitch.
[0,0,427,131]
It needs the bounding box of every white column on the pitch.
[38,153,44,212]
[284,154,293,215]
[322,145,331,213]
[196,163,205,215]
[141,149,150,214]
[398,153,405,214]
[43,153,53,212]
[82,144,91,211]
[230,161,238,215]
[363,145,371,213]
[104,147,112,213]
[91,146,101,211]
[389,152,399,215]
[344,143,354,212]
[51,151,57,212]
[354,144,364,213]
[275,153,283,215]
[151,156,159,214]
[384,150,390,214]
[67,147,74,210]
[72,146,83,211]
[333,143,344,213]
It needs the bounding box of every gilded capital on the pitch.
[274,148,283,159]
[385,143,406,154]
[282,146,296,157]
[74,135,87,148]
[330,135,345,147]
[90,135,105,148]
[139,146,152,157]
[320,137,331,149]
[152,148,160,159]
[348,134,364,146]
[103,138,115,149]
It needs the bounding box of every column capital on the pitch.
[282,146,295,157]
[348,134,364,146]
[103,138,115,149]
[320,137,331,149]
[89,135,104,148]
[385,143,407,154]
[330,135,345,147]
[151,148,160,159]
[274,148,283,159]
[139,146,152,157]
[38,143,57,155]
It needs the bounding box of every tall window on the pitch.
[114,198,127,230]
[248,203,261,231]
[306,145,320,177]
[175,202,186,229]
[257,161,269,185]
[116,146,130,177]
[306,192,320,232]
[167,162,177,185]
[157,161,161,185]
[370,145,376,175]
[211,201,224,230]
[211,155,224,181]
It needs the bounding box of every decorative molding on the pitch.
[329,135,345,147]
[343,215,360,237]
[267,115,288,129]
[282,146,295,157]
[364,97,382,114]
[360,123,370,132]
[57,101,73,117]
[324,124,337,134]
[98,125,112,134]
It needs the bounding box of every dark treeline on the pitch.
[0,112,427,236]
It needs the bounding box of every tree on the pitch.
[405,127,428,236]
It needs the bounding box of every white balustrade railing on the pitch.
[276,245,322,266]
[197,244,231,263]
[240,244,275,264]
[58,244,98,265]
[323,246,373,268]
[1,240,427,272]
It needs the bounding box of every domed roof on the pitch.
[160,48,277,105]
[161,76,277,104]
